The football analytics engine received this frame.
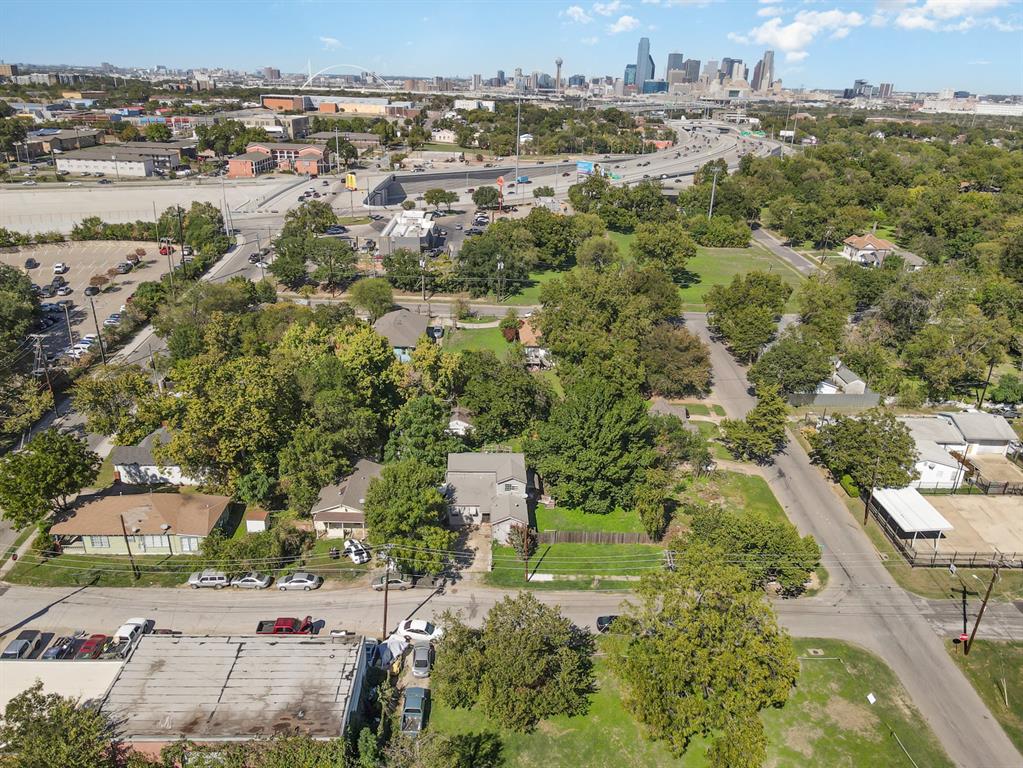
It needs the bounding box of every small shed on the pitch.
[871,487,953,551]
[244,508,270,533]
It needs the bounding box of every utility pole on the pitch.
[419,257,427,302]
[87,295,107,365]
[175,206,185,261]
[31,335,57,416]
[863,455,881,526]
[148,343,163,393]
[514,97,521,204]
[155,202,174,300]
[381,546,393,639]
[707,168,721,220]
[497,258,504,303]
[62,303,74,346]
[965,563,1001,655]
[977,360,996,408]
[119,514,140,581]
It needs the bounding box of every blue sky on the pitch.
[3,0,1022,93]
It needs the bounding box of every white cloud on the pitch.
[593,0,625,15]
[892,0,1014,31]
[968,59,991,64]
[760,0,782,3]
[563,5,594,23]
[607,14,641,33]
[581,35,600,45]
[319,36,342,50]
[757,5,785,16]
[734,9,866,61]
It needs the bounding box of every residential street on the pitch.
[684,312,1022,768]
[751,227,822,275]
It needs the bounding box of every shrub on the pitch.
[839,474,860,497]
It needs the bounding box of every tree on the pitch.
[575,235,621,271]
[630,221,697,283]
[433,593,595,732]
[267,234,310,290]
[640,323,712,397]
[334,138,358,167]
[71,364,159,442]
[472,186,500,209]
[282,199,338,236]
[459,349,550,444]
[116,122,140,142]
[706,272,792,363]
[808,408,918,491]
[526,376,653,515]
[720,384,788,462]
[748,330,832,394]
[533,185,555,198]
[364,459,456,575]
[0,115,28,156]
[350,277,394,321]
[384,396,460,481]
[798,274,854,350]
[143,122,172,142]
[310,237,357,294]
[989,373,1023,404]
[424,188,448,210]
[607,543,798,760]
[0,681,113,768]
[0,429,99,529]
[455,219,536,297]
[634,468,672,540]
[506,523,538,580]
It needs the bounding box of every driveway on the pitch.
[684,311,1021,768]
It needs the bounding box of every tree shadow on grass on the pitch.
[675,268,701,290]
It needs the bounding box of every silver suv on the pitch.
[187,570,229,589]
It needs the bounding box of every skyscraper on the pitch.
[751,60,764,91]
[496,69,505,86]
[636,37,654,86]
[761,50,775,91]
[666,52,684,75]
[703,59,719,79]
[624,64,637,86]
[878,82,893,98]
[682,59,701,83]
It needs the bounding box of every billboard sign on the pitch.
[345,173,357,191]
[576,161,595,175]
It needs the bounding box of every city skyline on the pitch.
[2,0,1022,93]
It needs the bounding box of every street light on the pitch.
[111,155,121,182]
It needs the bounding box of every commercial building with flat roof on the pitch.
[379,209,436,254]
[101,633,369,744]
[55,149,155,177]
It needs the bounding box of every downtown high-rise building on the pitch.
[751,60,764,91]
[636,37,655,86]
[878,82,893,98]
[759,50,775,90]
[624,63,637,86]
[703,59,719,79]
[666,52,684,75]
[682,58,701,83]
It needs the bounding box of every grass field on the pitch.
[444,326,511,355]
[949,641,1023,754]
[607,232,804,311]
[687,470,788,525]
[689,420,734,461]
[430,639,952,768]
[675,402,727,417]
[506,268,563,306]
[535,505,645,533]
[487,542,664,586]
[5,553,197,588]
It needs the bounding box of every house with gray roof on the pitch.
[817,361,868,396]
[373,308,436,362]
[938,412,1018,456]
[312,459,383,538]
[445,452,532,543]
[110,428,199,486]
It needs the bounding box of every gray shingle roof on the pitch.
[491,494,528,525]
[901,417,965,446]
[109,427,172,467]
[373,309,428,349]
[939,412,1018,444]
[311,459,383,517]
[446,453,527,484]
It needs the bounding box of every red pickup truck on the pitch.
[255,616,315,635]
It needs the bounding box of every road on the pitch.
[752,227,821,275]
[683,312,1022,768]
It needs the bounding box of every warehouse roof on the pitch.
[873,487,953,534]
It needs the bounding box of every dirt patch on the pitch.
[825,696,880,740]
[537,720,571,738]
[783,723,822,758]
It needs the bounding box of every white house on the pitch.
[816,362,868,395]
[841,233,896,267]
[901,417,969,489]
[937,412,1018,456]
[311,459,383,539]
[430,128,458,144]
[447,406,474,437]
[110,428,199,486]
[445,453,531,543]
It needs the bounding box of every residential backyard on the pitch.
[429,638,952,768]
[443,326,509,355]
[488,542,665,588]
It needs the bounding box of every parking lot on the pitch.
[928,495,1023,555]
[0,240,170,362]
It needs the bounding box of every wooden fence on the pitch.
[537,530,653,545]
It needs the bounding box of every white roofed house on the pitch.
[445,453,532,543]
[901,417,968,490]
[937,412,1018,456]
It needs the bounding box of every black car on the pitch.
[24,257,38,269]
[41,636,78,660]
[596,615,619,633]
[83,286,100,296]
[51,275,67,287]
[248,253,261,263]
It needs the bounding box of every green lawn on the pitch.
[92,455,116,489]
[337,215,371,225]
[607,232,803,311]
[506,268,563,306]
[430,639,952,768]
[674,402,727,417]
[535,505,645,533]
[5,553,198,588]
[690,420,734,461]
[487,542,663,587]
[687,470,787,524]
[949,641,1023,754]
[444,326,511,355]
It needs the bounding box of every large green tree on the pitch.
[364,458,455,575]
[459,349,550,444]
[630,221,698,283]
[640,323,712,397]
[309,237,357,295]
[282,199,338,236]
[455,219,537,298]
[706,272,792,362]
[748,330,833,395]
[384,396,460,481]
[349,277,394,321]
[720,384,789,461]
[71,364,160,443]
[808,408,918,491]
[607,543,798,764]
[432,593,595,732]
[526,376,653,514]
[0,429,99,529]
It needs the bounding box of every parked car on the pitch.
[396,619,442,642]
[21,180,36,186]
[98,638,129,660]
[182,245,193,257]
[39,302,59,314]
[596,615,619,633]
[24,257,38,269]
[102,315,121,327]
[372,573,414,592]
[113,617,152,645]
[401,687,429,736]
[55,285,73,296]
[75,634,109,660]
[2,630,42,659]
[159,245,174,256]
[38,286,54,298]
[53,263,69,274]
[255,616,316,634]
[57,298,74,309]
[115,262,133,274]
[342,539,371,565]
[41,635,79,660]
[411,643,432,679]
[248,252,262,263]
[277,571,323,591]
[98,178,112,185]
[187,570,229,589]
[232,571,273,589]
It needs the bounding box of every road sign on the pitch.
[576,160,595,175]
